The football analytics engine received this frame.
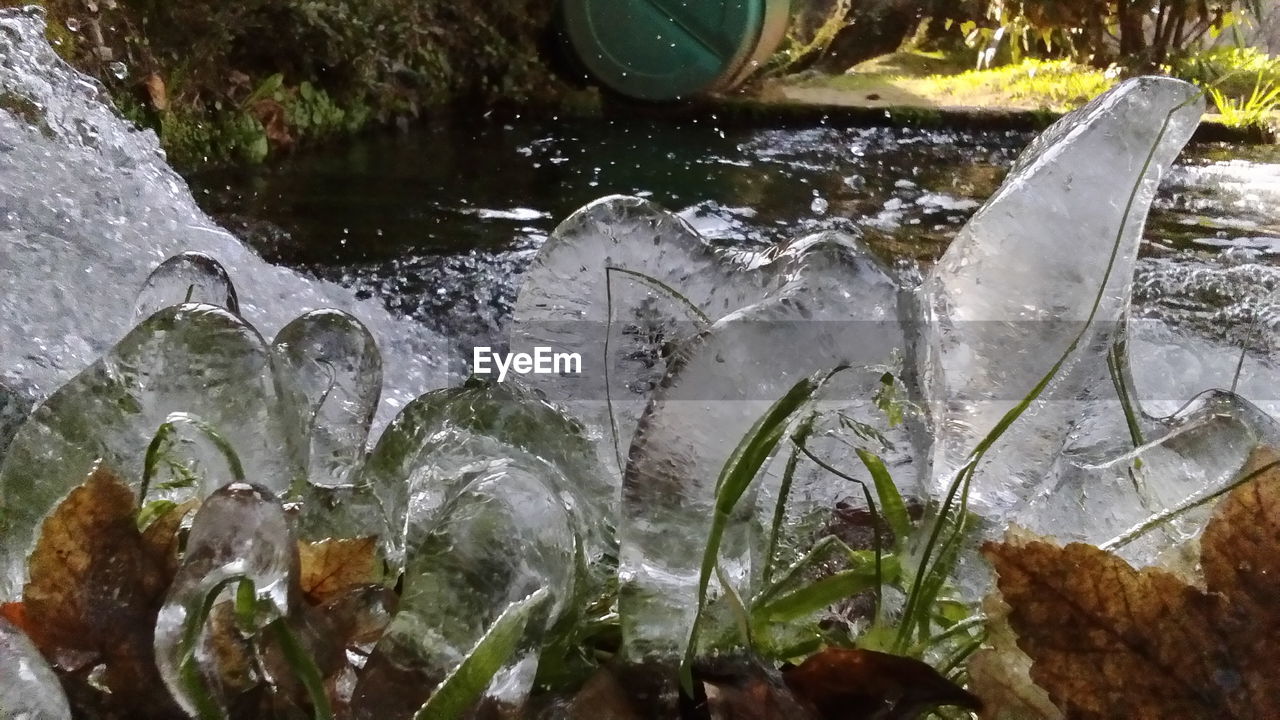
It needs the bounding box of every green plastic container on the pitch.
[562,0,791,101]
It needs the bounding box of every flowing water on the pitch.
[191,117,1280,414]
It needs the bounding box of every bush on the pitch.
[1171,46,1280,101]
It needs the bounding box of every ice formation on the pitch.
[617,231,917,660]
[134,251,242,320]
[0,617,72,720]
[0,304,306,600]
[273,309,382,488]
[153,483,298,717]
[0,6,445,423]
[359,379,611,569]
[511,196,797,480]
[918,76,1205,521]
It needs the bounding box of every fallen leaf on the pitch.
[23,464,181,718]
[297,536,379,605]
[702,660,813,720]
[144,72,167,111]
[567,667,643,720]
[140,499,198,579]
[967,593,1062,720]
[0,602,30,638]
[982,445,1280,720]
[783,647,982,720]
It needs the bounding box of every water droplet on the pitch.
[810,194,829,215]
[108,61,127,80]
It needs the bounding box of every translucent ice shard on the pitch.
[354,459,576,716]
[135,252,241,320]
[153,483,298,718]
[361,378,611,567]
[0,304,305,599]
[918,77,1204,520]
[511,196,791,479]
[1023,390,1280,567]
[0,617,72,720]
[273,309,382,488]
[618,232,916,661]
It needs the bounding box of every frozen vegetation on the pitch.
[3,6,1280,720]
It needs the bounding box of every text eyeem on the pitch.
[472,346,582,382]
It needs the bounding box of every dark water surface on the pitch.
[190,116,1280,345]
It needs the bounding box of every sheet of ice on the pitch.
[0,304,306,600]
[1022,390,1280,568]
[510,196,790,481]
[0,7,445,424]
[918,77,1204,521]
[618,231,916,661]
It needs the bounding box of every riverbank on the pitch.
[2,0,591,166]
[692,51,1277,144]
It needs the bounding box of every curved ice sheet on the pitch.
[918,76,1205,520]
[618,231,915,661]
[511,196,792,480]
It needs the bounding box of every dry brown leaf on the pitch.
[140,499,198,579]
[783,647,982,720]
[297,536,379,605]
[983,445,1280,720]
[23,464,181,718]
[144,72,167,111]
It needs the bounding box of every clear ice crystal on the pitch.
[134,251,241,320]
[918,77,1204,522]
[360,378,610,568]
[273,309,382,488]
[618,231,915,660]
[358,458,576,712]
[0,617,72,720]
[1023,390,1280,567]
[0,304,306,599]
[153,483,298,718]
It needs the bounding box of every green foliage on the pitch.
[15,0,560,164]
[1172,46,1280,126]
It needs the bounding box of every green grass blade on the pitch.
[753,555,900,624]
[267,619,334,720]
[762,415,818,587]
[415,588,550,720]
[856,449,910,552]
[680,367,848,694]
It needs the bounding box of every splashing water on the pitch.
[0,7,447,423]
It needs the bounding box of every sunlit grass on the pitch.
[787,56,1115,112]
